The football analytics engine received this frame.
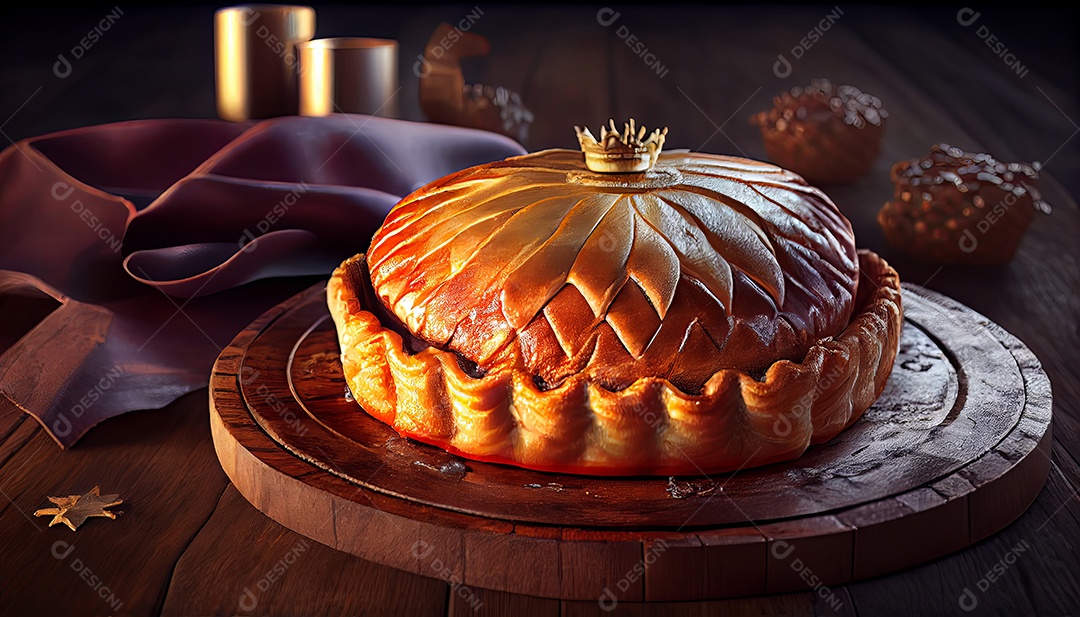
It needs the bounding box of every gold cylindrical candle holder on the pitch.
[215,4,316,122]
[298,38,399,118]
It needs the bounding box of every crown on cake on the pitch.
[575,119,668,173]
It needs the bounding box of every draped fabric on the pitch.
[0,115,525,447]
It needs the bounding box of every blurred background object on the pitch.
[214,4,315,121]
[878,144,1050,265]
[298,37,399,117]
[750,79,887,185]
[418,21,533,143]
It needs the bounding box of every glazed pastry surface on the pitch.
[328,249,901,475]
[367,149,859,393]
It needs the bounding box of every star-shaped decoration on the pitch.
[34,486,122,531]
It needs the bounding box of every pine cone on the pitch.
[751,79,887,185]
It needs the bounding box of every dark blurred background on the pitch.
[3,5,1076,174]
[2,8,1071,141]
[5,3,1076,268]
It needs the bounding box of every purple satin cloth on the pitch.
[0,115,526,447]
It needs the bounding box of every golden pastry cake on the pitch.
[328,120,903,475]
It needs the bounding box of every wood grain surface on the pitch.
[1,5,1078,616]
[207,281,1052,602]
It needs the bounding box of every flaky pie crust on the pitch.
[328,249,902,476]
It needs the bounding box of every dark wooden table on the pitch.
[1,5,1078,616]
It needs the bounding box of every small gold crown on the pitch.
[575,119,668,173]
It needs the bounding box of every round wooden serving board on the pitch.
[209,282,1052,603]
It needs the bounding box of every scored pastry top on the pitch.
[367,127,859,393]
